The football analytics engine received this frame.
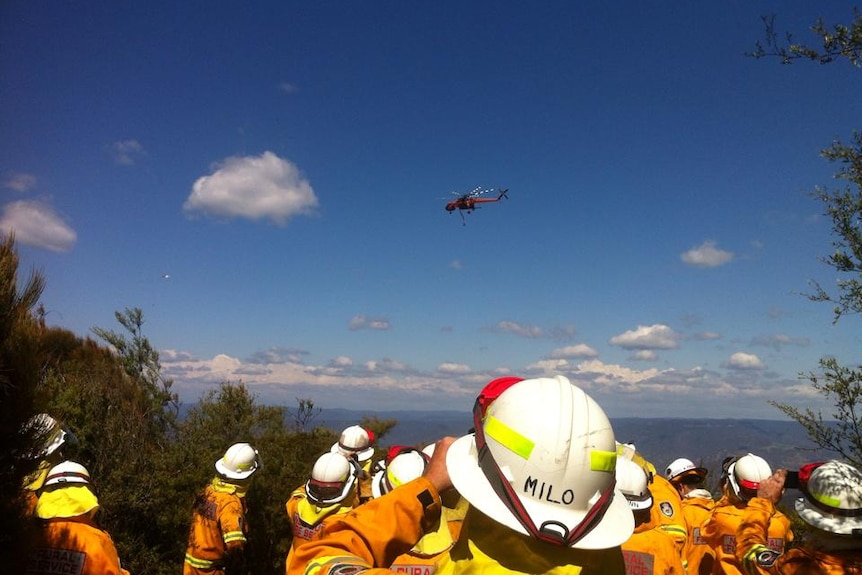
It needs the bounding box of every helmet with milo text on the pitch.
[331,425,375,462]
[616,457,653,511]
[371,446,430,498]
[794,460,862,536]
[306,452,358,506]
[728,453,771,502]
[215,443,261,480]
[447,375,634,549]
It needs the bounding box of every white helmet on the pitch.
[44,461,91,487]
[306,452,358,506]
[666,458,708,484]
[794,460,862,536]
[24,413,75,460]
[728,453,771,501]
[371,447,429,498]
[331,425,375,462]
[616,458,653,511]
[215,442,261,480]
[447,375,634,549]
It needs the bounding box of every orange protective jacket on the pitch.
[701,496,792,575]
[291,477,627,575]
[285,485,356,573]
[735,497,862,575]
[649,475,688,569]
[184,482,249,575]
[621,520,686,575]
[680,493,716,575]
[25,516,130,575]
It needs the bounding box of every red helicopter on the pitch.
[445,187,509,224]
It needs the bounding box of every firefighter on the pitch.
[616,457,686,575]
[331,425,376,503]
[290,375,635,575]
[25,461,130,575]
[369,445,467,575]
[666,458,715,575]
[701,453,792,575]
[285,451,360,573]
[20,413,77,514]
[184,442,262,575]
[735,460,861,574]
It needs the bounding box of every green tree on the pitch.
[751,12,862,467]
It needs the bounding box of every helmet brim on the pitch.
[446,433,634,550]
[330,442,375,462]
[795,496,862,536]
[215,459,257,480]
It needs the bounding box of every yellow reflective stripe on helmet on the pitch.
[223,530,247,544]
[184,553,219,569]
[813,492,842,508]
[304,555,371,575]
[590,450,617,472]
[485,416,534,459]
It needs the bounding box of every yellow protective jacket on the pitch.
[286,485,356,573]
[701,496,791,575]
[680,492,716,575]
[648,475,688,568]
[621,521,686,575]
[184,481,249,575]
[389,495,469,575]
[291,477,627,575]
[26,515,130,575]
[735,497,862,575]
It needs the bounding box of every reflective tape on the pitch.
[485,416,534,460]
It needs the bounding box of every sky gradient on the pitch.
[2,1,861,419]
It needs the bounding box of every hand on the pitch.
[756,469,787,504]
[423,437,456,494]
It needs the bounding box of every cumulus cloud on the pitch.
[160,349,198,362]
[631,350,657,361]
[183,151,318,225]
[247,347,308,365]
[0,200,76,252]
[487,320,544,339]
[681,240,734,268]
[548,344,598,359]
[609,324,680,350]
[4,172,37,192]
[109,139,146,165]
[348,315,391,331]
[724,352,765,370]
[437,362,471,374]
[693,331,722,341]
[750,334,809,351]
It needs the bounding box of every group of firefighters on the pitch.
[20,375,862,575]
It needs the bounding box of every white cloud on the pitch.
[450,260,463,270]
[4,173,37,192]
[548,344,598,359]
[279,82,298,94]
[750,334,809,351]
[348,315,391,331]
[631,350,657,361]
[0,200,76,252]
[725,352,765,370]
[609,324,680,350]
[109,139,146,165]
[183,151,318,225]
[681,240,734,268]
[488,320,544,339]
[437,362,471,374]
[694,331,722,341]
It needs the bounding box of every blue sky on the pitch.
[2,1,860,419]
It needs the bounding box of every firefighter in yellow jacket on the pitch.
[369,445,468,575]
[701,453,792,575]
[285,451,360,572]
[665,458,715,575]
[735,461,862,575]
[616,457,686,575]
[25,461,130,575]
[20,413,77,515]
[184,442,262,575]
[291,375,635,575]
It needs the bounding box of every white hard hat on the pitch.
[306,452,358,506]
[616,458,653,511]
[331,425,375,462]
[371,447,429,498]
[447,375,634,549]
[795,460,862,536]
[728,453,771,501]
[44,461,91,487]
[666,458,708,483]
[215,442,261,480]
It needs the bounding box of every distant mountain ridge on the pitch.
[314,409,836,487]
